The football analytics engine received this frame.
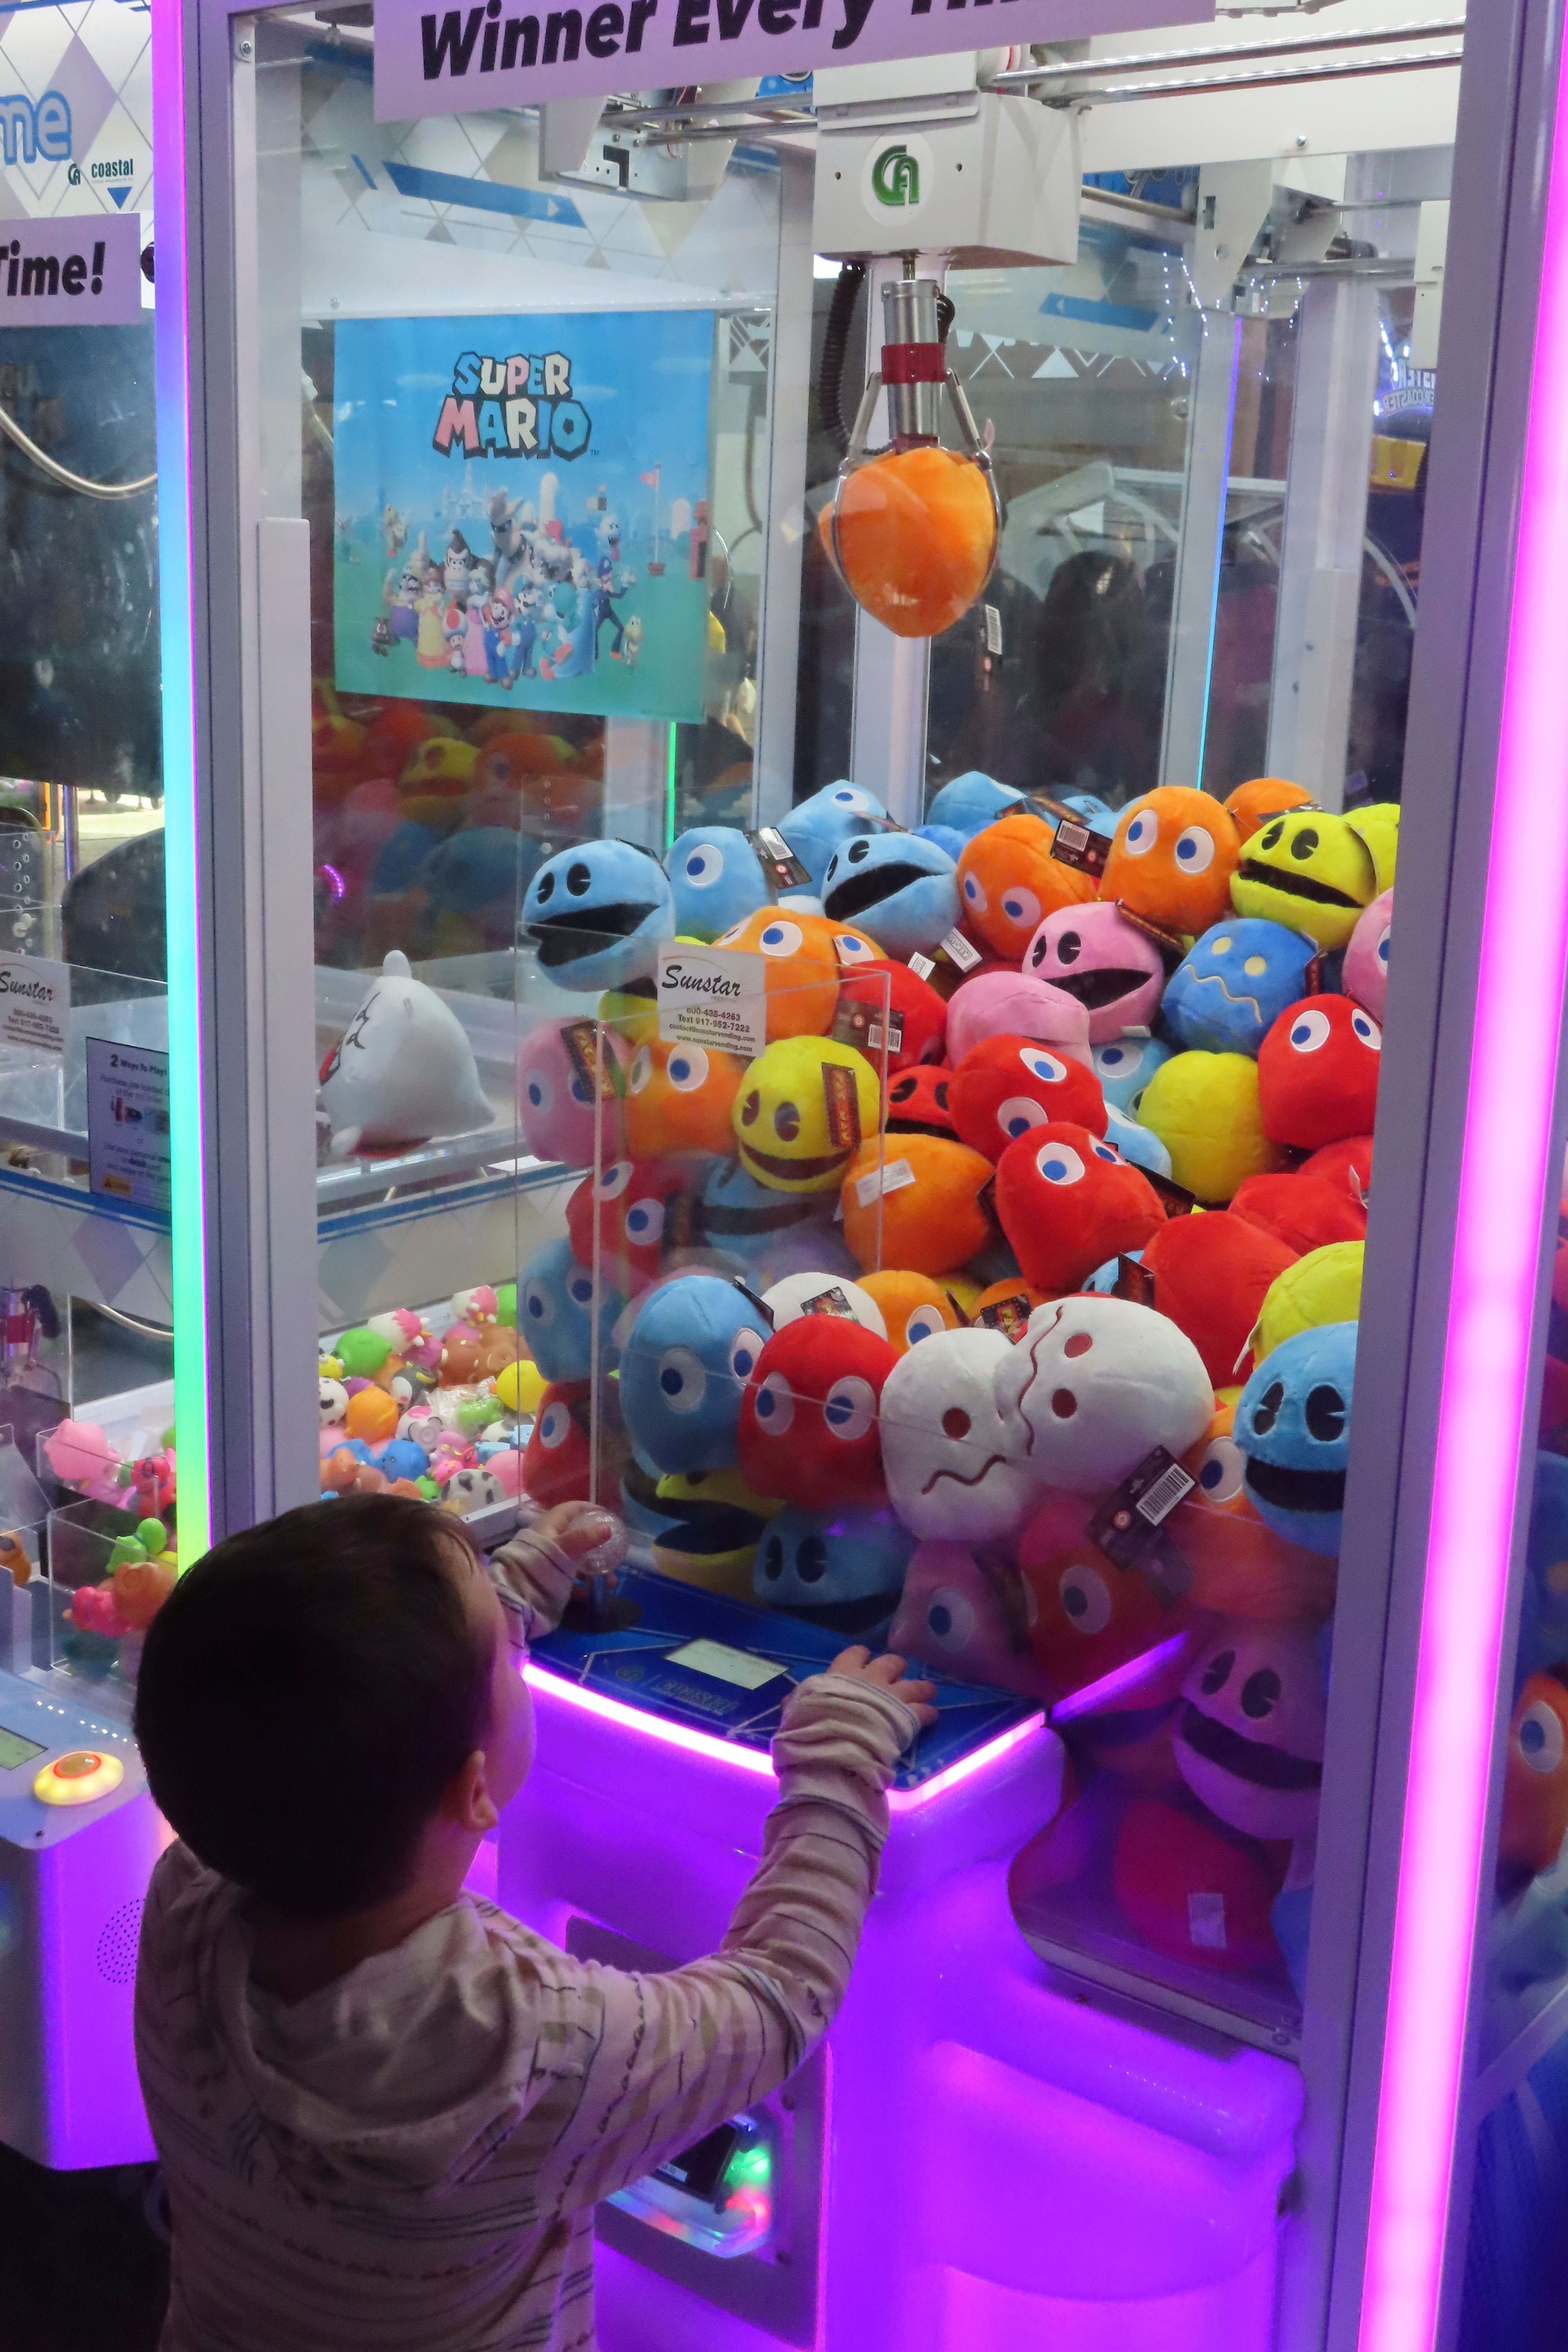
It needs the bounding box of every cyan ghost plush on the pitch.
[1162,919,1318,1057]
[619,1274,771,1475]
[753,1504,915,1637]
[521,839,675,990]
[1234,1319,1357,1555]
[665,826,773,941]
[777,781,886,892]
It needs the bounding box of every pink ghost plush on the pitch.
[1023,901,1169,1044]
[1342,888,1392,1024]
[944,972,1094,1071]
[885,1538,1049,1697]
[517,1019,628,1170]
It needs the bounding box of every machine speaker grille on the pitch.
[96,1898,144,1986]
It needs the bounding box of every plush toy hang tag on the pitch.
[1303,953,1326,996]
[831,997,905,1059]
[976,1291,1033,1341]
[1050,819,1115,878]
[1113,1254,1156,1306]
[1087,1446,1196,1568]
[943,1286,973,1328]
[800,1284,857,1318]
[853,1156,915,1208]
[908,951,938,982]
[1143,1169,1197,1218]
[977,1174,998,1227]
[562,1020,626,1100]
[822,1063,863,1151]
[748,827,811,890]
[731,1280,776,1327]
[939,928,983,973]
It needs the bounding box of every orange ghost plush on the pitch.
[708,908,844,1039]
[626,1035,746,1159]
[957,813,1096,963]
[1499,1672,1568,1882]
[1099,787,1241,936]
[1224,777,1315,845]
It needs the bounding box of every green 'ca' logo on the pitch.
[871,143,920,208]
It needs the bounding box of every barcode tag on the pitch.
[748,826,811,889]
[831,998,904,1057]
[940,928,982,972]
[1144,1168,1197,1217]
[1051,820,1115,878]
[908,951,937,982]
[854,1157,915,1208]
[983,603,1003,655]
[561,1020,626,1099]
[1113,1254,1155,1306]
[1088,1445,1196,1567]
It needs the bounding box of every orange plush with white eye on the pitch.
[957,813,1096,962]
[707,908,844,1038]
[857,1270,963,1355]
[625,1036,746,1159]
[1169,1400,1337,1624]
[1099,787,1241,936]
[1500,1673,1568,1880]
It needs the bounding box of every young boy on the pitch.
[132,1491,934,2352]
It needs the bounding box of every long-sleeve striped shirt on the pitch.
[134,1663,915,2351]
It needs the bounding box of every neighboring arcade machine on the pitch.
[161,1,1568,2350]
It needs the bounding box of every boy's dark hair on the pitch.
[134,1496,492,1919]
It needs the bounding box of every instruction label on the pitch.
[657,943,768,1061]
[86,1037,171,1211]
[0,955,68,1058]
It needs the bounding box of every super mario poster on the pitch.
[332,308,715,722]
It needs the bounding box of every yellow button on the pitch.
[33,1750,124,1808]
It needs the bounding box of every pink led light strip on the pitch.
[523,1662,1047,1812]
[1358,35,1568,2352]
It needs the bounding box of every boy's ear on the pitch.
[445,1750,498,1836]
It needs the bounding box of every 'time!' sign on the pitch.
[0,213,145,326]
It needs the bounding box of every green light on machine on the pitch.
[726,2142,772,2189]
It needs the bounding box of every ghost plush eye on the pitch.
[833,787,859,806]
[1021,1048,1068,1084]
[1197,1436,1246,1502]
[773,1101,801,1141]
[1377,927,1391,968]
[526,1073,553,1113]
[729,1326,766,1382]
[1251,1381,1284,1436]
[941,1407,971,1439]
[963,874,989,911]
[628,1048,653,1095]
[1098,1045,1127,1071]
[836,932,877,965]
[1174,825,1215,872]
[537,1401,571,1448]
[1305,1383,1346,1442]
[524,1282,555,1327]
[890,1077,916,1105]
[657,1348,708,1413]
[569,1073,593,1105]
[1054,931,1082,966]
[997,1095,1049,1139]
[683,845,724,888]
[567,861,592,895]
[667,1046,710,1092]
[597,1160,633,1199]
[1241,1667,1282,1719]
[796,1536,829,1584]
[1210,936,1232,957]
[823,1376,876,1440]
[568,1270,596,1306]
[760,1532,786,1581]
[1517,1698,1567,1774]
[1002,888,1041,931]
[1091,1142,1121,1164]
[759,921,804,959]
[925,1588,976,1647]
[754,1372,795,1432]
[906,1305,946,1346]
[1243,955,1267,976]
[1200,1648,1236,1696]
[1288,1010,1332,1054]
[1036,1142,1087,1186]
[1351,1010,1382,1052]
[624,1198,666,1247]
[1060,1563,1112,1636]
[1124,810,1158,857]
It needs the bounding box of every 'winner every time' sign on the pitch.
[375,0,1207,116]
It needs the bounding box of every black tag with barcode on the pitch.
[1050,820,1115,878]
[1087,1446,1196,1567]
[748,826,811,890]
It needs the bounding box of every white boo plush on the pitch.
[320,950,493,1158]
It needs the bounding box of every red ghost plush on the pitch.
[739,1317,899,1509]
[949,1033,1107,1163]
[1257,995,1381,1150]
[994,1123,1165,1292]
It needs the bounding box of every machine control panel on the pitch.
[0,1667,144,1848]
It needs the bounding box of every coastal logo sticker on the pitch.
[862,131,931,226]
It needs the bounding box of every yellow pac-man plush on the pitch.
[1136,1050,1285,1204]
[1231,810,1378,949]
[733,1036,882,1194]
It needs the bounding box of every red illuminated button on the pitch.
[33,1750,124,1808]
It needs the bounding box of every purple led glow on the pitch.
[523,1660,1047,1812]
[1358,39,1568,2352]
[1049,1632,1189,1726]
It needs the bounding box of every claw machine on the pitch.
[162,0,1568,2344]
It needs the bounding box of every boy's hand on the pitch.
[533,1501,627,1584]
[828,1645,938,1730]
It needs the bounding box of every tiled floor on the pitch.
[0,2146,167,2352]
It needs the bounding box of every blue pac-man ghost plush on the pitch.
[753,1504,915,1637]
[1234,1320,1358,1556]
[777,781,886,892]
[1091,1034,1172,1115]
[619,1274,772,1476]
[1103,1104,1173,1178]
[915,821,968,864]
[1163,918,1318,1057]
[517,1235,624,1384]
[697,1157,856,1288]
[925,771,1027,840]
[1519,1450,1568,1680]
[820,832,960,959]
[666,826,774,943]
[1057,791,1116,833]
[520,839,675,992]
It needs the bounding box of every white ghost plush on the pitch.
[994,1295,1213,1494]
[881,1328,1038,1542]
[320,951,492,1157]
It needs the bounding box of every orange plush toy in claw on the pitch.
[958,812,1097,963]
[1140,1211,1298,1387]
[823,446,998,640]
[994,1123,1165,1292]
[840,1133,995,1276]
[707,908,845,1039]
[1258,996,1382,1150]
[1099,787,1241,936]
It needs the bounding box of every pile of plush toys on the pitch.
[40,1417,180,1672]
[504,768,1405,2006]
